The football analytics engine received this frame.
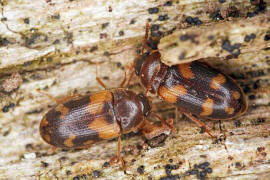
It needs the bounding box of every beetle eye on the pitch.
[134,57,144,75]
[134,53,149,75]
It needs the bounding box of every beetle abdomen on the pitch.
[40,91,120,149]
[158,61,247,119]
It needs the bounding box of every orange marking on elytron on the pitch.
[88,116,120,139]
[210,73,226,90]
[55,104,70,119]
[44,134,51,143]
[40,117,49,127]
[159,85,187,103]
[64,134,76,147]
[232,91,241,100]
[225,107,234,115]
[87,91,113,115]
[178,63,194,79]
[90,91,112,103]
[200,98,214,116]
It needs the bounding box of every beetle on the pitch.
[134,22,248,138]
[39,64,174,171]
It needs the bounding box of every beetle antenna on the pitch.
[119,65,127,88]
[141,21,149,55]
[126,62,135,88]
[36,89,57,103]
[95,62,107,89]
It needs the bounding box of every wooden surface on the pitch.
[0,0,270,179]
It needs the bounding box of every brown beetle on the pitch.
[134,22,248,138]
[39,64,174,171]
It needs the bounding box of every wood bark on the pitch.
[0,0,270,179]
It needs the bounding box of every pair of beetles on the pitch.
[39,23,248,170]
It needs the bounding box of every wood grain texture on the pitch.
[159,12,270,65]
[0,0,270,179]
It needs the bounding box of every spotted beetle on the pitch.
[39,64,174,171]
[40,89,151,149]
[134,22,248,138]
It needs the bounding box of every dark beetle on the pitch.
[39,87,173,170]
[39,60,176,171]
[40,89,150,149]
[40,89,151,171]
[134,23,248,137]
[135,53,248,119]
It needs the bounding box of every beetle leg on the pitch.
[36,90,82,104]
[183,112,216,140]
[109,136,126,172]
[175,106,179,122]
[47,146,57,155]
[126,70,134,87]
[95,63,107,89]
[119,64,128,88]
[142,118,174,140]
[96,62,132,89]
[120,62,135,88]
[150,112,176,133]
[117,136,126,172]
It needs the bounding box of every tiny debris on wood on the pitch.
[1,72,22,92]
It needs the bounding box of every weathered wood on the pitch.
[0,0,270,179]
[159,12,270,65]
